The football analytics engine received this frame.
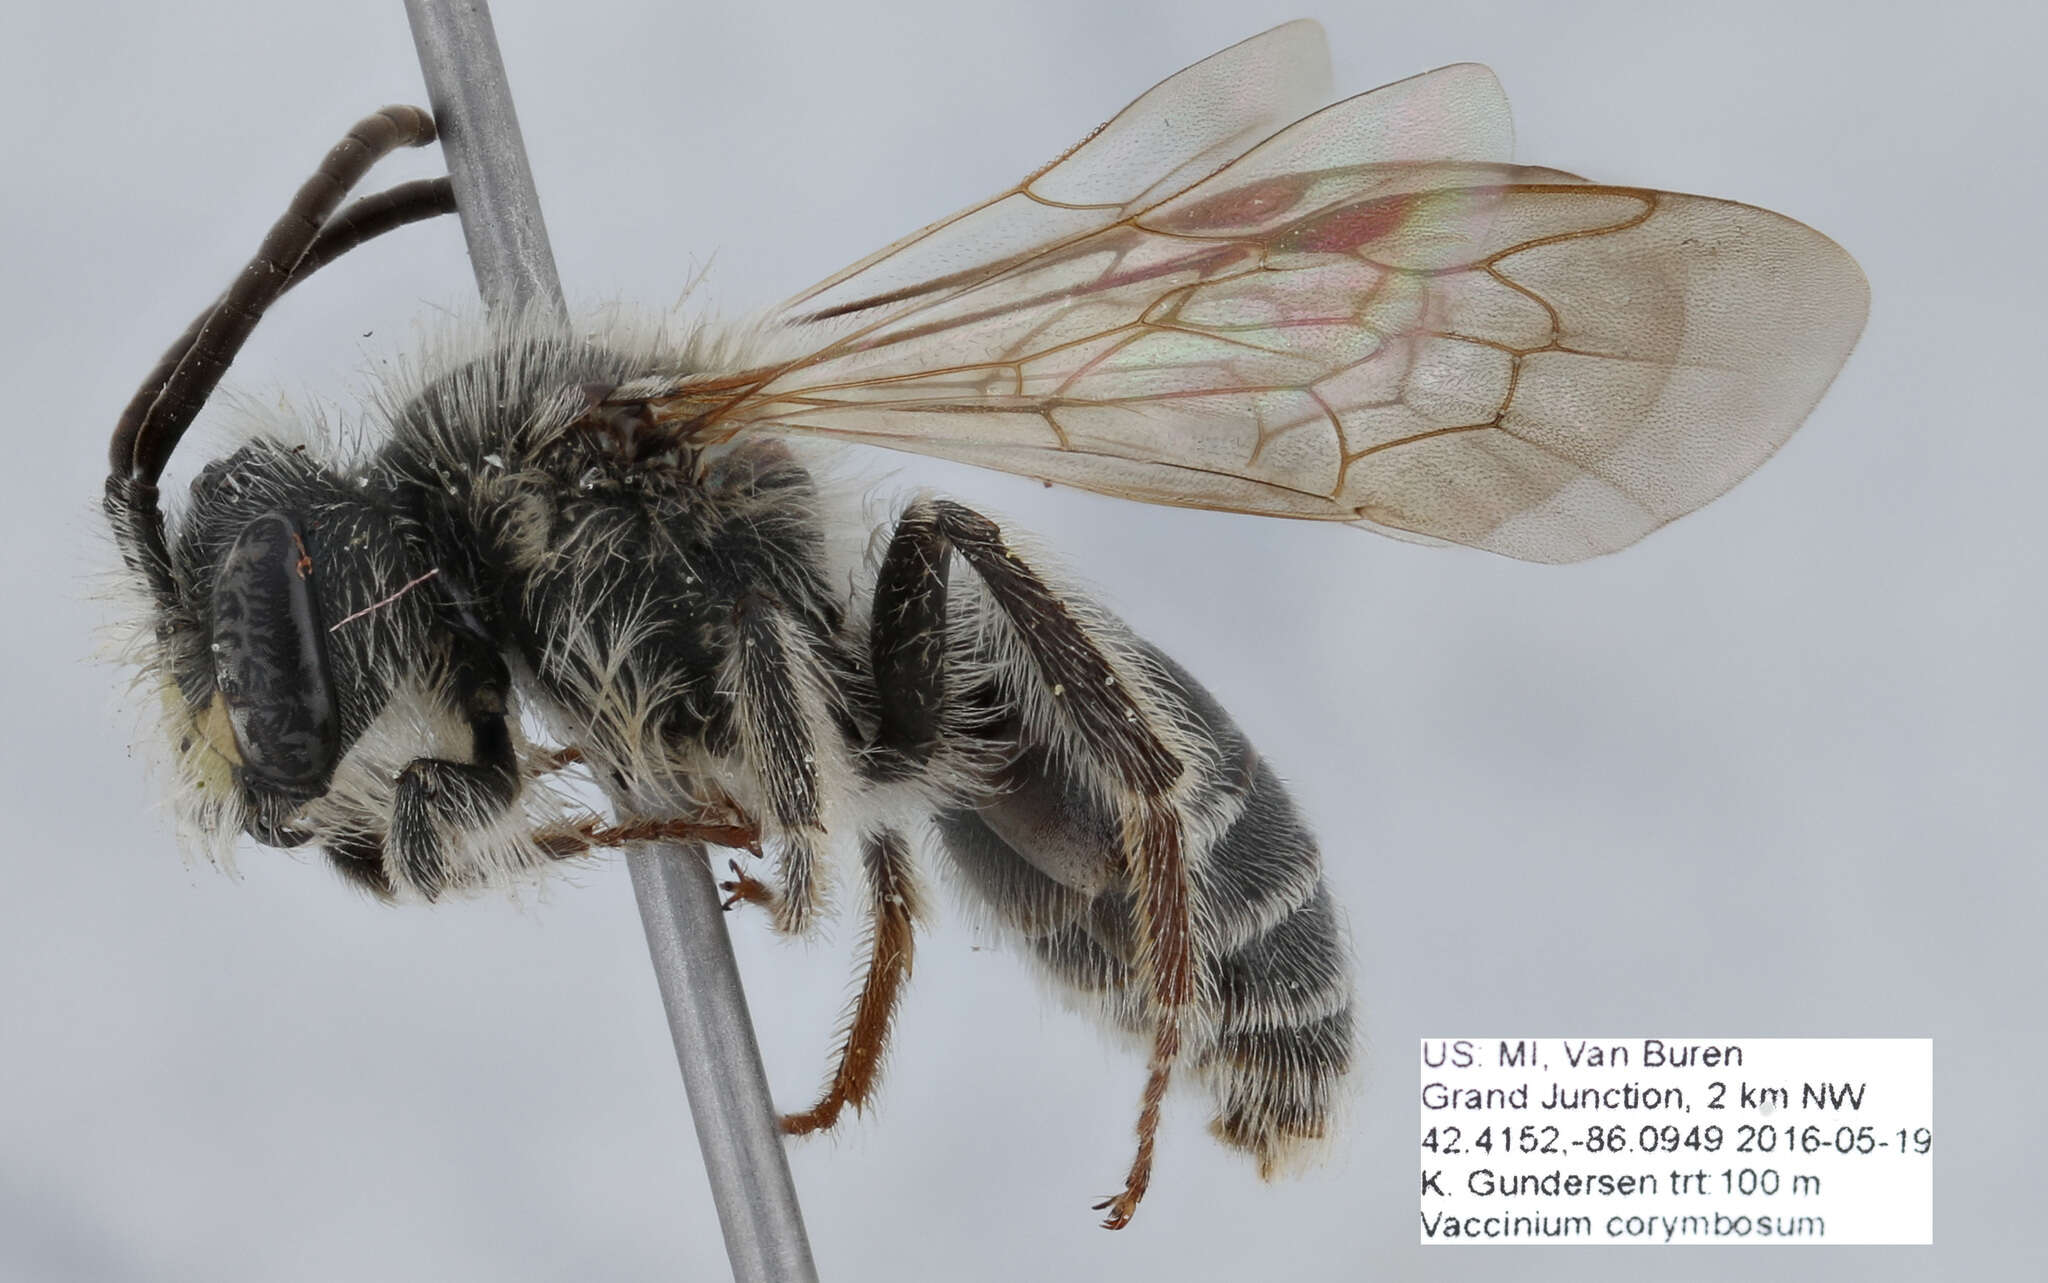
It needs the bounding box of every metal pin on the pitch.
[401,4,817,1279]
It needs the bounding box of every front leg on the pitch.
[385,638,521,900]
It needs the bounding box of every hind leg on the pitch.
[870,499,1196,1228]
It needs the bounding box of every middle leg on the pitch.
[779,826,922,1135]
[718,590,842,935]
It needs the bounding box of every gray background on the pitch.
[2,0,2039,1278]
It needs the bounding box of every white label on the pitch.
[1417,1038,1932,1245]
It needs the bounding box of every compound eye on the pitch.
[210,512,340,792]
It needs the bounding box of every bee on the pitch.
[104,20,1866,1229]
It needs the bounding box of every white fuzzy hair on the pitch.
[103,299,1353,1179]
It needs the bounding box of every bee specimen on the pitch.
[104,20,1867,1228]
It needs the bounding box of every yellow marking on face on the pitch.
[197,692,243,768]
[163,678,243,793]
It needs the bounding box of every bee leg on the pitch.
[780,827,922,1136]
[315,831,397,900]
[1089,799,1188,1230]
[865,502,952,777]
[717,859,774,912]
[537,744,585,774]
[386,641,520,900]
[720,591,833,935]
[531,808,766,863]
[873,499,1190,1229]
[735,503,963,1132]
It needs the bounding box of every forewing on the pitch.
[658,54,1863,563]
[783,19,1340,325]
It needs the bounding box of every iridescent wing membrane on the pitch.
[645,20,1868,562]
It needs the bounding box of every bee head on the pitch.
[112,425,426,851]
[104,108,454,852]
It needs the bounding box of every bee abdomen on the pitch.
[1182,740,1354,1176]
[1202,883,1354,1176]
[1205,999,1354,1178]
[934,647,1356,1177]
